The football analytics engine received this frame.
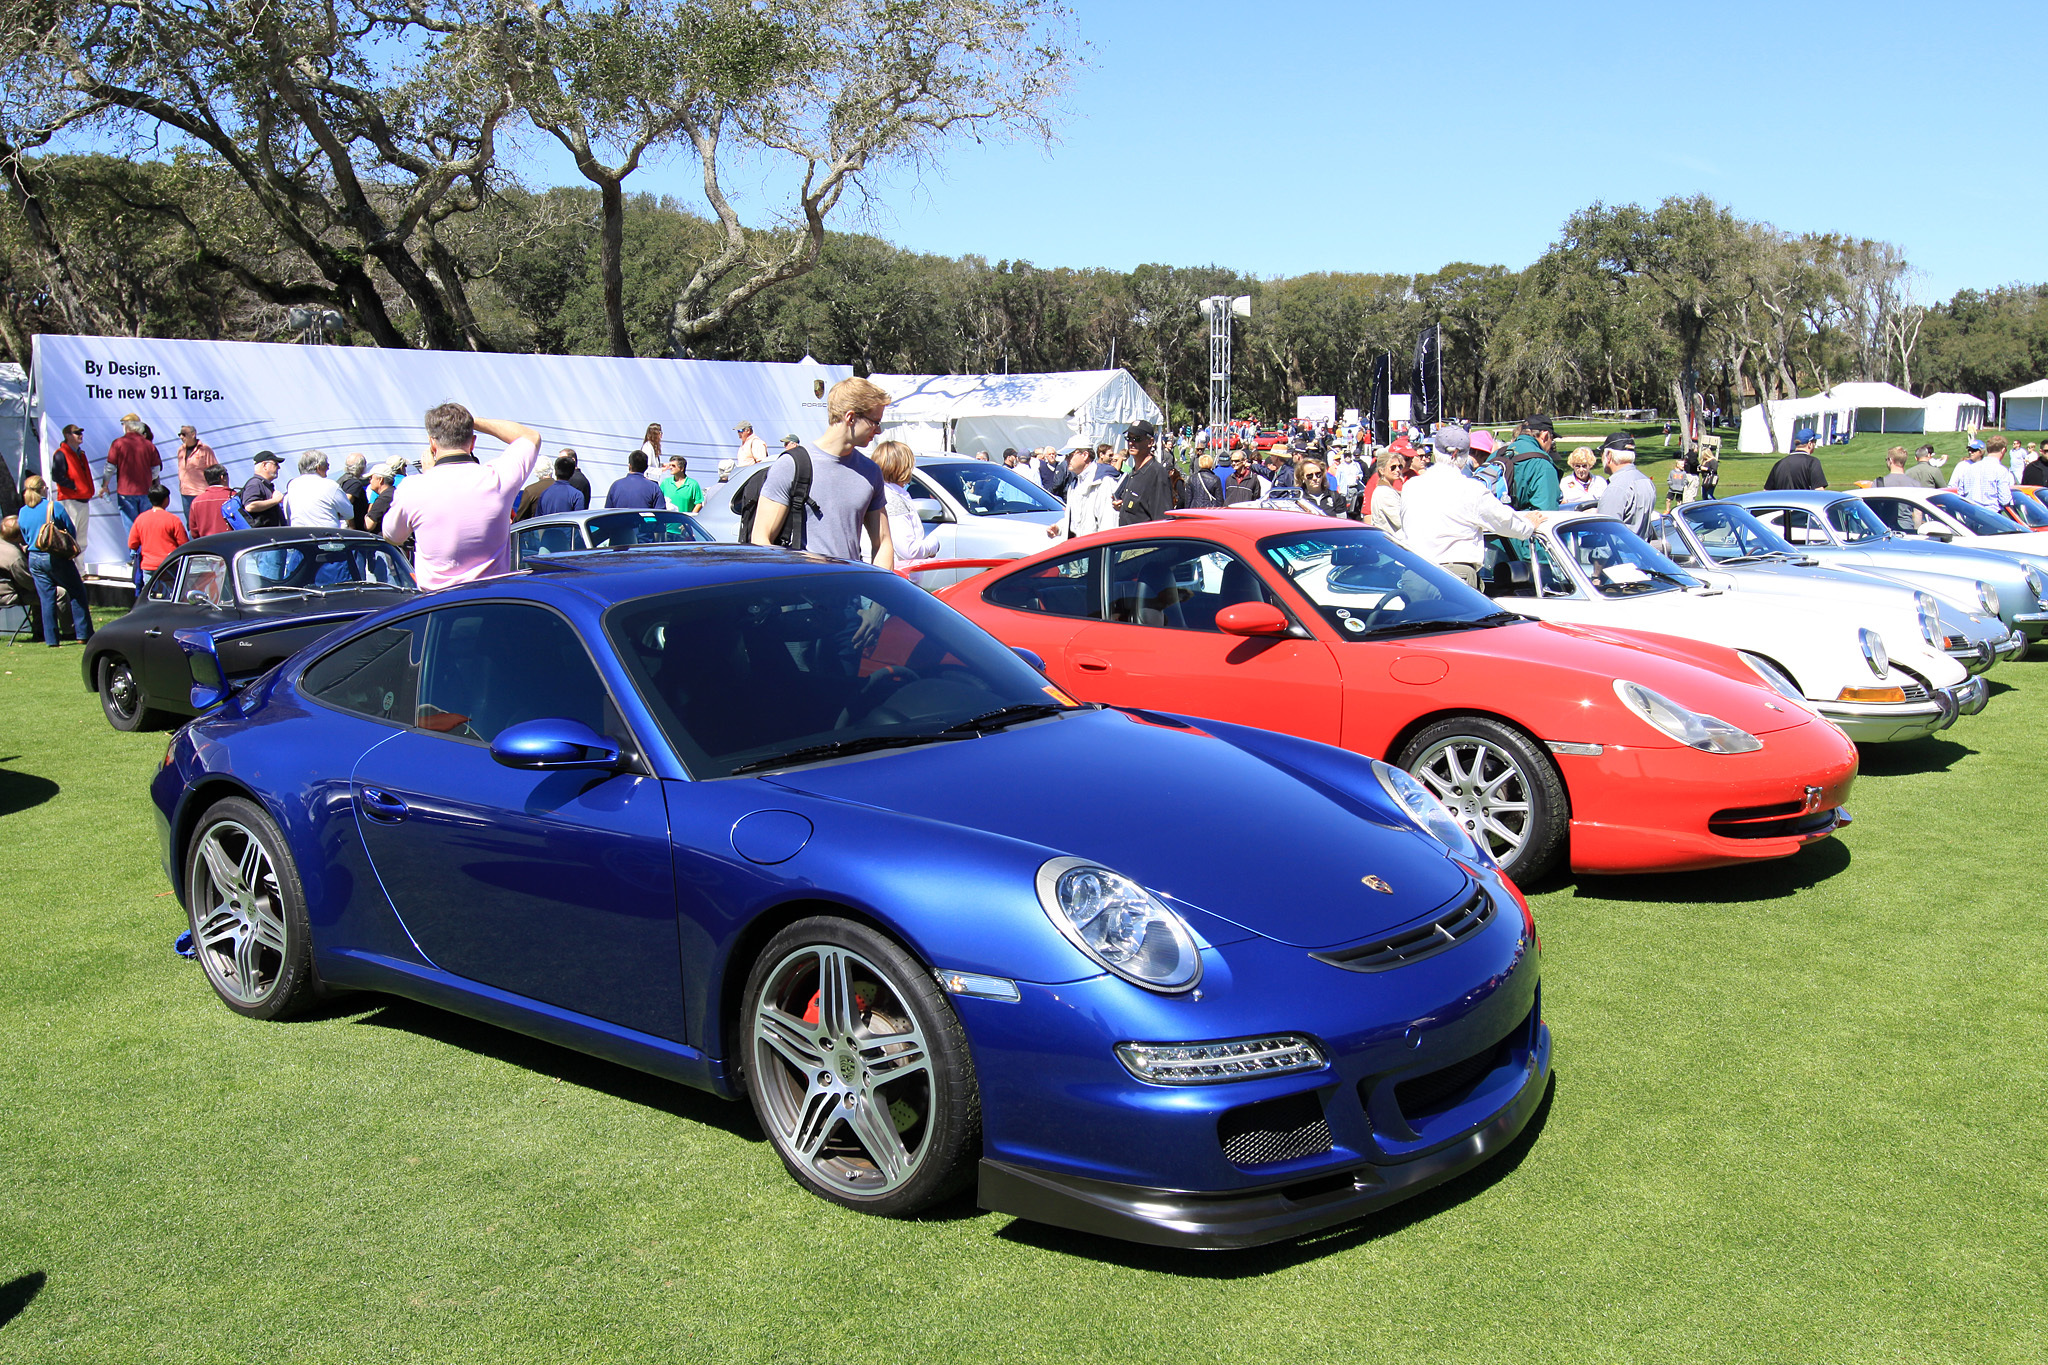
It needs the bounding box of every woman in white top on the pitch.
[1560,450,1607,507]
[1368,448,1408,540]
[872,441,943,574]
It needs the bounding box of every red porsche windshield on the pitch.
[1259,529,1516,639]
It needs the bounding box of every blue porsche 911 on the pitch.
[153,547,1551,1249]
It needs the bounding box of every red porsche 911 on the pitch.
[938,511,1859,882]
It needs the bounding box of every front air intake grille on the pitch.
[1311,888,1495,974]
[1709,804,1839,840]
[1217,1092,1333,1167]
[1395,1036,1512,1121]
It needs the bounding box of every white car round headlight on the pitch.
[1858,627,1889,679]
[2027,566,2046,603]
[1915,592,1945,647]
[1613,680,1763,754]
[1373,759,1491,867]
[1977,581,2001,619]
[1036,859,1201,993]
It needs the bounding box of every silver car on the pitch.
[1726,490,2048,650]
[510,508,714,569]
[1651,503,2021,674]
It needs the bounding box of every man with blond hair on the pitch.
[750,377,894,569]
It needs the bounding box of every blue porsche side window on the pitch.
[302,621,423,724]
[414,602,613,744]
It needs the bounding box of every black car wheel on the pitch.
[1397,716,1569,883]
[742,916,980,1216]
[184,796,323,1021]
[98,654,163,732]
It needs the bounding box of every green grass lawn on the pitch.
[2,630,2046,1362]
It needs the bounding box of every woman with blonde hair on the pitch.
[1368,447,1409,539]
[871,440,942,574]
[16,474,94,647]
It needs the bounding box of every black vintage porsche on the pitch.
[84,528,416,731]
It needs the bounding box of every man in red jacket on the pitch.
[187,466,234,538]
[49,423,95,556]
[127,484,187,591]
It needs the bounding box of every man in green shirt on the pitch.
[660,455,704,514]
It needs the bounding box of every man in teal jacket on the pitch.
[1505,417,1562,512]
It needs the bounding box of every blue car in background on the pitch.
[152,548,1550,1250]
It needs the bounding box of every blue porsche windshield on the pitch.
[606,571,1068,777]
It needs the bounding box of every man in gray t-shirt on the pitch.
[1594,435,1657,536]
[750,378,895,568]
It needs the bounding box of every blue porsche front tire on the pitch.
[741,917,982,1216]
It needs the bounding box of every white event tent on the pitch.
[869,369,1163,457]
[2000,378,2048,431]
[1738,382,1926,452]
[28,334,849,577]
[1919,391,1987,432]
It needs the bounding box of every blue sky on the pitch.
[607,0,2043,302]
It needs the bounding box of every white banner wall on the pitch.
[31,335,850,575]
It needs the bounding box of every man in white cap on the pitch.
[722,421,768,483]
[1400,425,1544,589]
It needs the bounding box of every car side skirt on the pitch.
[319,948,733,1099]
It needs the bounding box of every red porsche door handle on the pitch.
[1074,655,1111,672]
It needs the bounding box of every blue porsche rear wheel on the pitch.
[184,797,321,1021]
[743,918,981,1216]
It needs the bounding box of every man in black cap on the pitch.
[1763,428,1828,492]
[1113,420,1172,525]
[239,451,286,528]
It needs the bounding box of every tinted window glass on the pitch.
[146,562,181,602]
[1101,542,1273,631]
[1677,503,1796,561]
[517,524,581,560]
[1823,500,1888,543]
[302,622,423,724]
[918,463,1062,516]
[179,554,228,607]
[1928,491,2026,536]
[235,539,415,601]
[606,572,1058,778]
[984,550,1101,620]
[583,510,713,547]
[416,603,611,743]
[1262,528,1500,634]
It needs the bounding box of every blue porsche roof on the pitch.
[508,545,886,604]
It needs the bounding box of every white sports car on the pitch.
[1480,511,1988,744]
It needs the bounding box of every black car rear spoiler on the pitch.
[174,609,378,716]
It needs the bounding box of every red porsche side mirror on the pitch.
[1216,602,1291,637]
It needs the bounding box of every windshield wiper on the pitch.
[1359,612,1523,639]
[729,732,971,775]
[940,701,1070,734]
[244,584,323,599]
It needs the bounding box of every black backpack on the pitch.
[731,447,817,550]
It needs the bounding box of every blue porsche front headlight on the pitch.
[1373,759,1492,867]
[1036,858,1202,993]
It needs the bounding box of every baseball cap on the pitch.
[735,421,753,433]
[253,449,279,464]
[781,433,800,444]
[1967,438,1986,451]
[62,423,81,435]
[1600,431,1636,451]
[1127,420,1158,441]
[1793,427,1818,445]
[1523,416,1556,434]
[1432,426,1471,455]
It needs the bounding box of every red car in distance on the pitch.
[938,511,1859,883]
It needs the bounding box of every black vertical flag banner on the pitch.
[1369,353,1391,447]
[1411,325,1441,430]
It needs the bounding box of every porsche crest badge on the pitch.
[1361,875,1393,894]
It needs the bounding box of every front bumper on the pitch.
[979,1014,1551,1250]
[1818,673,1986,743]
[1553,720,1858,875]
[2013,611,2048,642]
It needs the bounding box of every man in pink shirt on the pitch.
[383,404,540,589]
[173,425,219,520]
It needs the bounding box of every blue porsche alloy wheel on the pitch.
[744,918,982,1215]
[185,797,323,1021]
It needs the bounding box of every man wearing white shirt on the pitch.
[283,450,354,527]
[1400,426,1544,588]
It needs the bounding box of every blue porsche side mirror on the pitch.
[1011,647,1047,673]
[489,718,624,771]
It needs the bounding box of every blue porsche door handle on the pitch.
[359,787,410,823]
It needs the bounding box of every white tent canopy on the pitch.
[0,362,26,495]
[29,334,849,576]
[2001,377,2048,431]
[869,369,1162,457]
[1738,382,1926,452]
[1920,391,1987,432]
